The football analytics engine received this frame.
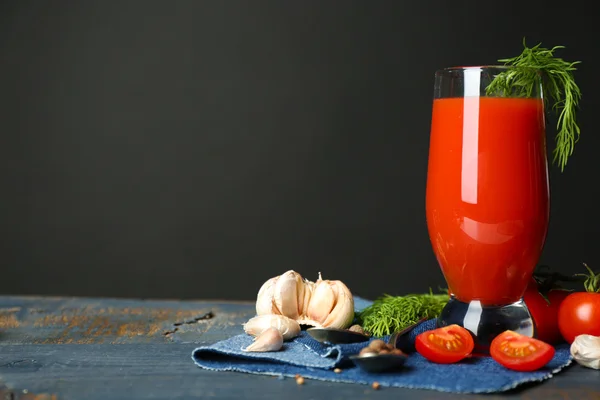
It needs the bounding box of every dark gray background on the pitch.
[1,1,597,301]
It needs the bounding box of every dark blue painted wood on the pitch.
[0,296,598,400]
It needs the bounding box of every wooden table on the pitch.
[0,296,598,400]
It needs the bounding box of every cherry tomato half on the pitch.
[557,292,600,344]
[415,324,474,364]
[490,330,555,372]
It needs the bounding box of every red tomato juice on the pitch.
[426,96,549,306]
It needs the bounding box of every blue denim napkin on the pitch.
[191,297,573,394]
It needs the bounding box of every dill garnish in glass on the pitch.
[485,40,582,171]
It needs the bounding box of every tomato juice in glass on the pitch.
[426,67,549,351]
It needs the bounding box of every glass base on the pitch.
[436,297,534,355]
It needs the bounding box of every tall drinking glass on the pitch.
[426,66,549,353]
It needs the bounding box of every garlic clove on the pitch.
[243,314,301,340]
[300,278,314,317]
[570,334,600,370]
[243,327,283,352]
[306,276,336,324]
[273,270,302,319]
[254,270,355,331]
[296,276,306,318]
[321,280,355,329]
[256,277,279,315]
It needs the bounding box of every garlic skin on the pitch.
[256,277,279,315]
[570,334,600,370]
[243,314,301,340]
[243,327,283,352]
[273,270,304,319]
[255,270,354,330]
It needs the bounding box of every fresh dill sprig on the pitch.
[485,39,582,171]
[356,290,448,337]
[573,263,600,293]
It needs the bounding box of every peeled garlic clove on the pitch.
[273,270,303,319]
[243,314,301,340]
[571,334,600,370]
[243,327,283,352]
[306,276,336,324]
[256,277,279,315]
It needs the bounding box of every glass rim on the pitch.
[436,65,540,73]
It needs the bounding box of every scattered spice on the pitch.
[359,339,406,357]
[348,324,369,335]
[372,382,380,390]
[333,368,342,374]
[295,376,305,385]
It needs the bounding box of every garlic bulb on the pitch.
[254,270,354,330]
[570,334,600,370]
[243,327,283,352]
[243,314,301,340]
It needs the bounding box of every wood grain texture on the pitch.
[0,296,599,400]
[0,296,253,345]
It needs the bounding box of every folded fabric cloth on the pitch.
[191,297,573,394]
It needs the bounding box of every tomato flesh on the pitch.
[415,324,474,364]
[558,292,600,343]
[490,330,555,372]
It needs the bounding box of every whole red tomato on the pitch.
[558,292,600,343]
[557,263,600,344]
[523,278,570,344]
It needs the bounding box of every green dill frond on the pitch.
[485,39,582,171]
[356,291,448,337]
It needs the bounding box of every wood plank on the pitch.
[0,296,599,400]
[0,344,599,400]
[0,296,255,345]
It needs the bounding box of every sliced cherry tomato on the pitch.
[415,324,474,364]
[490,330,555,372]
